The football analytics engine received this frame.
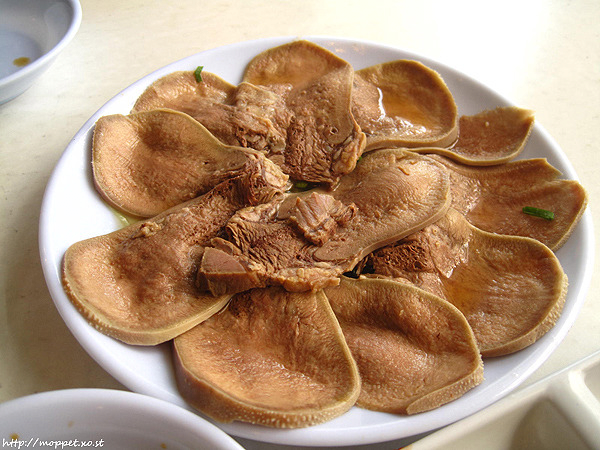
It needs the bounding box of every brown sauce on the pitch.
[13,57,31,67]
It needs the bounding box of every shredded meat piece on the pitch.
[198,150,451,295]
[290,192,357,245]
[201,194,348,294]
[195,82,293,157]
[243,40,366,185]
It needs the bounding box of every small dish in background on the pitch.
[0,388,245,450]
[410,350,600,450]
[0,0,81,104]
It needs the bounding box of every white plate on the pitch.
[0,389,244,450]
[39,36,595,447]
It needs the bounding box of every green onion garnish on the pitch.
[522,206,554,220]
[290,180,320,192]
[194,66,204,82]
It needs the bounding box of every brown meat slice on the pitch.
[289,192,357,246]
[92,108,286,218]
[324,276,483,414]
[173,287,360,428]
[62,155,288,345]
[363,208,568,357]
[198,149,451,294]
[199,194,352,294]
[351,60,458,151]
[132,71,291,157]
[132,70,236,115]
[431,155,588,250]
[413,107,535,165]
[134,40,366,186]
[243,40,366,185]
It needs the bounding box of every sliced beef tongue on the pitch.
[351,59,459,151]
[133,40,366,187]
[243,39,366,185]
[92,107,289,218]
[362,208,568,357]
[198,149,451,295]
[61,152,289,346]
[132,70,292,157]
[430,154,588,250]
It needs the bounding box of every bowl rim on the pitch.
[0,388,245,449]
[0,0,82,87]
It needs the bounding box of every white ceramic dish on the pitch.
[38,36,594,447]
[410,350,600,449]
[0,388,244,450]
[0,0,81,104]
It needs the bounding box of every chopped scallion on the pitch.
[194,66,204,82]
[522,206,554,220]
[290,180,319,192]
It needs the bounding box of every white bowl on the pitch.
[0,389,245,450]
[0,0,81,104]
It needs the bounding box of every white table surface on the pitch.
[1,1,599,448]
